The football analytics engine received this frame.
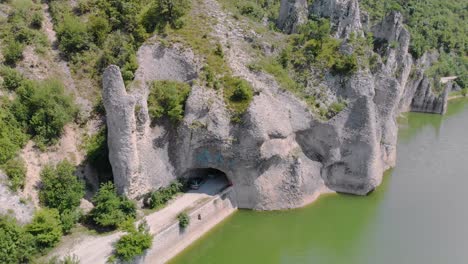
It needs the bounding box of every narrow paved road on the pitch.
[50,177,228,263]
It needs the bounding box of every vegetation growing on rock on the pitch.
[223,76,254,122]
[148,80,191,123]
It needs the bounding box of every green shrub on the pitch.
[87,15,110,46]
[222,76,254,122]
[238,2,264,20]
[98,32,138,83]
[84,128,112,177]
[0,215,36,263]
[230,79,253,102]
[2,41,24,66]
[114,222,152,261]
[115,223,153,261]
[0,66,24,91]
[30,12,43,29]
[26,209,63,251]
[214,43,224,58]
[60,209,82,234]
[39,160,85,213]
[144,180,183,209]
[90,182,136,229]
[2,158,26,191]
[148,80,191,123]
[462,89,468,97]
[76,0,92,14]
[332,54,358,75]
[177,212,190,229]
[327,101,347,119]
[12,79,77,146]
[57,15,90,58]
[142,0,191,32]
[0,105,28,164]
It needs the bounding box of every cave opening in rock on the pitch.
[183,168,230,195]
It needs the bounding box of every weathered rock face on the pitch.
[0,171,34,224]
[370,11,449,114]
[103,2,450,210]
[310,0,364,38]
[278,0,309,34]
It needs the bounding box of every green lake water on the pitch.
[171,99,468,264]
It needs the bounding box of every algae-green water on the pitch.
[171,99,468,264]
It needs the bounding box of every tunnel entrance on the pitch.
[183,168,230,195]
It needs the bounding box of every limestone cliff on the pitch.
[103,0,452,210]
[277,0,309,34]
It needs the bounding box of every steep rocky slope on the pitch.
[102,0,453,210]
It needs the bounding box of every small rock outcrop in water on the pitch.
[277,0,309,34]
[103,3,451,210]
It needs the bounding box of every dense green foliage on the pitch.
[0,215,35,264]
[84,127,112,178]
[360,0,467,58]
[144,180,183,209]
[83,133,112,183]
[148,80,191,123]
[0,66,24,91]
[89,182,136,229]
[427,54,468,91]
[177,212,190,228]
[142,0,191,32]
[39,160,85,213]
[1,158,27,191]
[26,209,63,252]
[59,209,82,234]
[284,19,359,76]
[114,222,152,261]
[222,76,254,122]
[56,15,91,58]
[0,100,28,165]
[360,0,467,89]
[48,0,192,84]
[12,79,77,146]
